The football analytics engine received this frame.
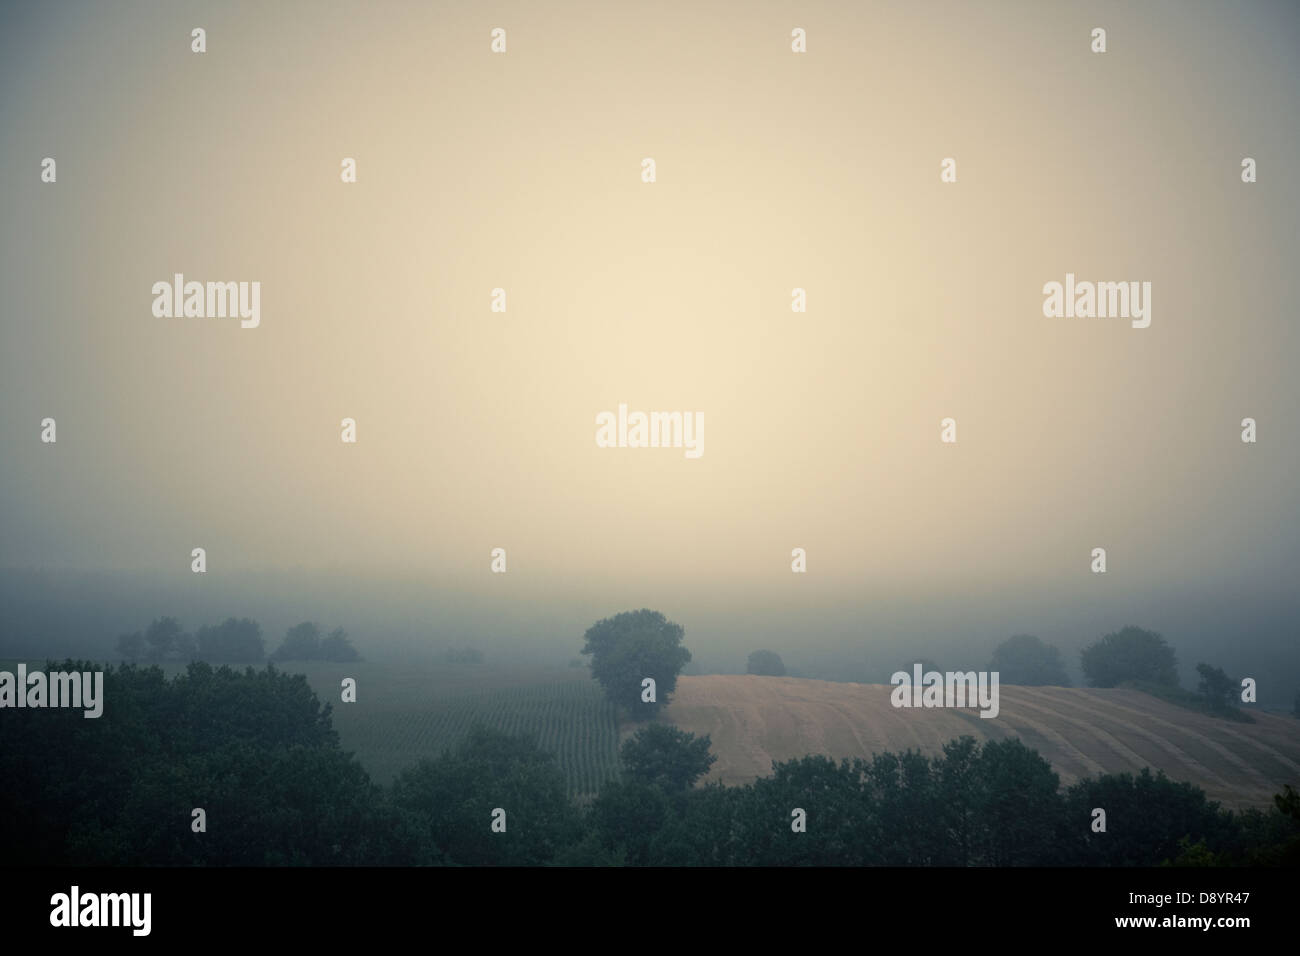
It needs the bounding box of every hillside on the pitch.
[657,675,1300,808]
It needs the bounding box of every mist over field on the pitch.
[2,567,1297,704]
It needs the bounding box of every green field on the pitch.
[279,661,623,796]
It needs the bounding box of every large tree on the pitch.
[581,609,691,718]
[1080,625,1178,688]
[988,634,1071,686]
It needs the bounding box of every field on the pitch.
[281,661,622,797]
[658,675,1300,808]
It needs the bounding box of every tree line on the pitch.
[736,628,1260,720]
[115,617,360,664]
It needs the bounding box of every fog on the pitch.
[1,568,1296,707]
[2,2,1299,702]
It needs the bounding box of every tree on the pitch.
[988,634,1070,686]
[1195,663,1237,713]
[733,755,871,866]
[1061,768,1235,866]
[195,617,265,663]
[645,782,742,865]
[116,631,144,662]
[390,725,578,865]
[859,748,942,865]
[974,738,1062,865]
[0,659,408,866]
[319,627,360,662]
[620,723,716,792]
[271,622,322,662]
[935,736,986,865]
[144,617,184,662]
[586,779,673,866]
[581,609,691,718]
[746,649,785,676]
[1080,626,1178,688]
[270,623,361,663]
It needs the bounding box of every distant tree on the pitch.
[173,629,197,660]
[1195,663,1237,713]
[116,631,144,662]
[746,650,785,676]
[620,723,716,792]
[1080,626,1178,688]
[271,622,322,662]
[270,623,359,663]
[319,627,360,662]
[989,634,1071,686]
[195,617,265,663]
[143,617,184,662]
[581,609,691,719]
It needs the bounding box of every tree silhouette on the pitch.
[581,609,691,718]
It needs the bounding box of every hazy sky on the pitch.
[3,1,1298,616]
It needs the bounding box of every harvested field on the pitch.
[656,675,1300,808]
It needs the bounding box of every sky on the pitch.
[1,1,1297,689]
